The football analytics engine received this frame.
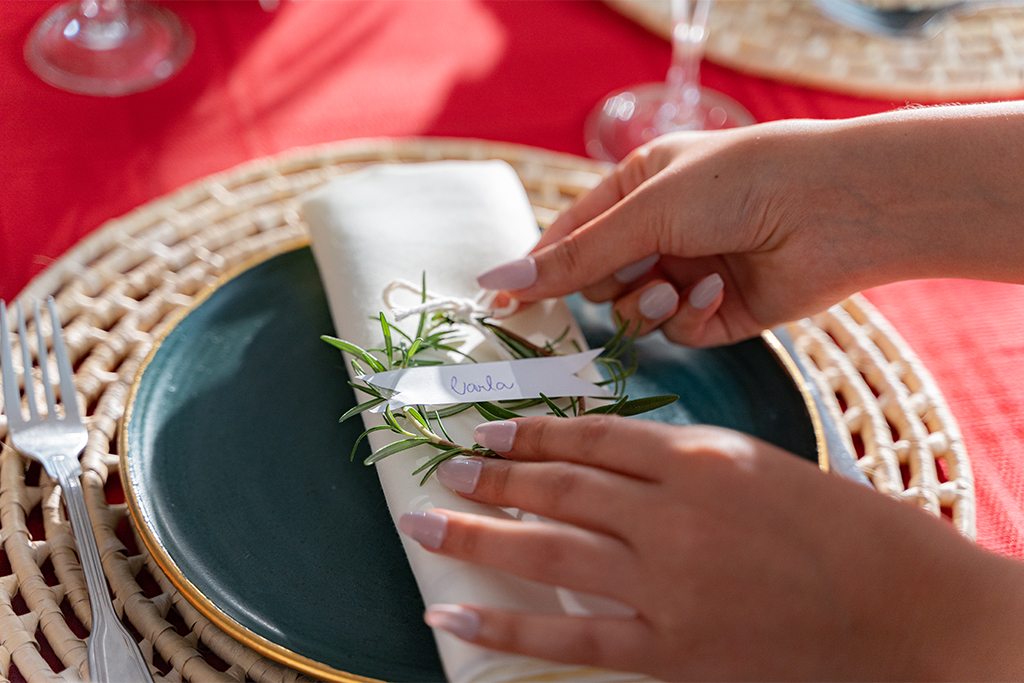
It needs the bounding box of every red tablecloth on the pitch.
[2,0,1023,561]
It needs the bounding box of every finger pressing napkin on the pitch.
[302,161,651,683]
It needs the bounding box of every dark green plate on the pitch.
[121,244,834,682]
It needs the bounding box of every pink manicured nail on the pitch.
[398,511,448,549]
[689,273,724,310]
[638,282,679,320]
[614,254,660,283]
[474,420,517,453]
[425,604,481,640]
[477,257,537,291]
[436,457,483,494]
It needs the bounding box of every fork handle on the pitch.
[54,460,155,683]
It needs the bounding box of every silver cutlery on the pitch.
[1,299,154,683]
[814,0,1022,38]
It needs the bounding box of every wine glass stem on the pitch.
[658,0,715,132]
[71,0,129,50]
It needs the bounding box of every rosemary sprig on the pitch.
[322,280,677,484]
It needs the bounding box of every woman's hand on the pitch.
[399,416,1024,681]
[477,102,1024,348]
[479,122,879,347]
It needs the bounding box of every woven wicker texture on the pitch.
[606,0,1024,101]
[0,138,974,682]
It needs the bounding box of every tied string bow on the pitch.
[382,280,519,360]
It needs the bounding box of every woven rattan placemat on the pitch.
[0,138,973,682]
[606,0,1024,101]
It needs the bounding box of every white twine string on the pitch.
[381,280,519,360]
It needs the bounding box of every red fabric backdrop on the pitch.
[2,1,1023,558]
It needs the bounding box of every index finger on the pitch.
[478,415,677,481]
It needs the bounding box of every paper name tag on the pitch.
[361,348,614,411]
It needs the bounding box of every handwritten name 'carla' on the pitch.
[450,374,515,396]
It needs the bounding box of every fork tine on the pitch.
[16,302,40,422]
[48,298,81,424]
[35,301,58,420]
[0,301,23,426]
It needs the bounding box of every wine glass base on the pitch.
[584,82,755,162]
[24,2,194,97]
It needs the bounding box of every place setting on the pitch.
[0,1,992,680]
[0,135,972,681]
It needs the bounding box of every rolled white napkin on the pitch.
[302,161,651,683]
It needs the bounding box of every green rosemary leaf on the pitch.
[550,325,571,346]
[582,394,629,416]
[606,394,630,415]
[474,402,506,422]
[481,322,541,358]
[390,325,413,344]
[339,397,386,423]
[422,330,461,345]
[350,425,394,461]
[365,437,431,465]
[380,313,394,366]
[602,315,630,359]
[405,407,430,431]
[415,270,428,340]
[417,448,470,485]
[595,394,679,416]
[475,401,522,419]
[401,338,423,369]
[321,335,386,373]
[434,403,474,418]
[596,357,625,395]
[384,404,414,436]
[539,393,569,418]
[434,344,478,362]
[620,349,640,382]
[348,380,382,398]
[497,398,544,410]
[411,446,464,476]
[434,410,454,442]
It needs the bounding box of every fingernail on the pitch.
[474,420,517,453]
[638,282,679,320]
[477,257,537,291]
[398,511,448,549]
[425,604,481,640]
[689,273,724,309]
[436,457,483,494]
[614,254,660,283]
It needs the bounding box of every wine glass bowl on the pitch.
[585,0,754,162]
[25,0,193,97]
[585,82,754,162]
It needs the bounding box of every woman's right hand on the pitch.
[401,416,1024,681]
[477,102,1024,347]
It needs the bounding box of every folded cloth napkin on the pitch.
[302,161,651,683]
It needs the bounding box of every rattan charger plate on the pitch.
[0,138,973,682]
[606,0,1024,101]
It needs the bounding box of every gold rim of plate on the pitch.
[118,238,829,683]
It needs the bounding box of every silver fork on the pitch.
[1,299,154,683]
[814,0,1023,38]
